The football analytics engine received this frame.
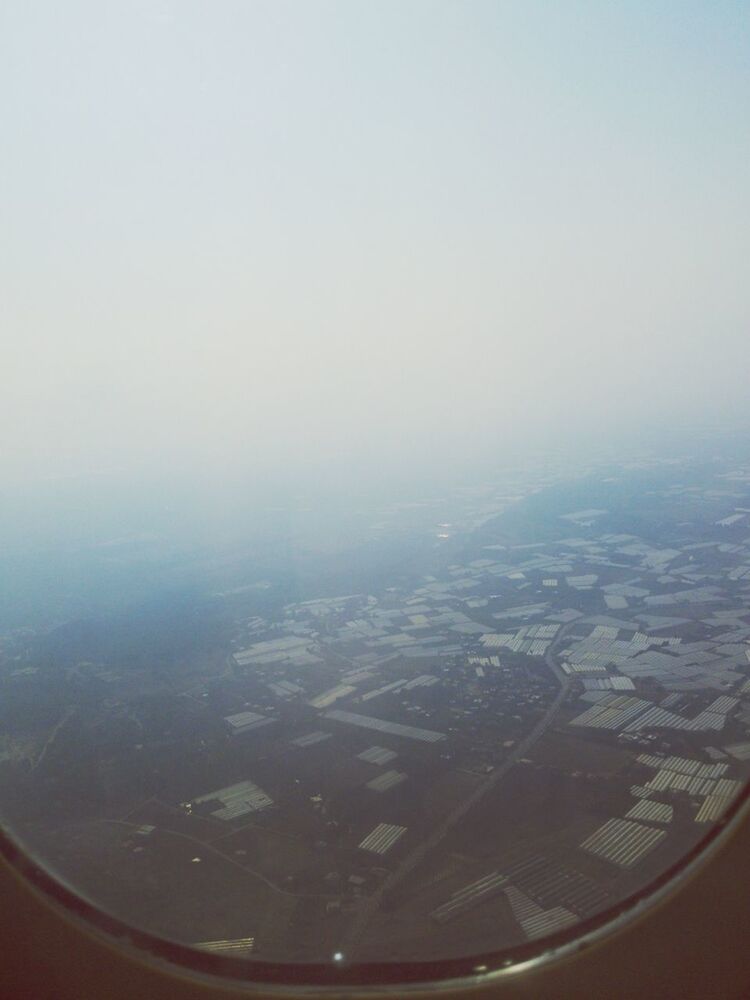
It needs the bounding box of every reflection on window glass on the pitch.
[1,0,749,975]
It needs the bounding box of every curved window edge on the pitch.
[1,781,749,995]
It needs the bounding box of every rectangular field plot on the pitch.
[430,872,509,924]
[192,780,273,821]
[290,731,332,748]
[358,823,407,855]
[324,709,445,742]
[625,800,674,824]
[503,885,578,940]
[580,818,666,868]
[366,769,407,793]
[357,746,397,765]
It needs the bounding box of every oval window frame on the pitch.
[1,777,748,994]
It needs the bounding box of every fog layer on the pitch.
[2,1,749,485]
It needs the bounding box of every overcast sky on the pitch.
[2,1,749,487]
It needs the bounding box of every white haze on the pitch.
[2,1,749,489]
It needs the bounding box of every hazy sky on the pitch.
[2,1,749,486]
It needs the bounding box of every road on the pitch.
[99,817,338,901]
[341,622,575,956]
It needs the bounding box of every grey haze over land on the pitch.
[1,1,749,491]
[3,5,750,967]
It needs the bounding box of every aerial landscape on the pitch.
[3,449,750,963]
[2,0,749,984]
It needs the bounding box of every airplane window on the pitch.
[1,0,749,989]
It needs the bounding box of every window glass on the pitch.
[1,0,749,979]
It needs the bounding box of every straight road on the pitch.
[341,622,575,956]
